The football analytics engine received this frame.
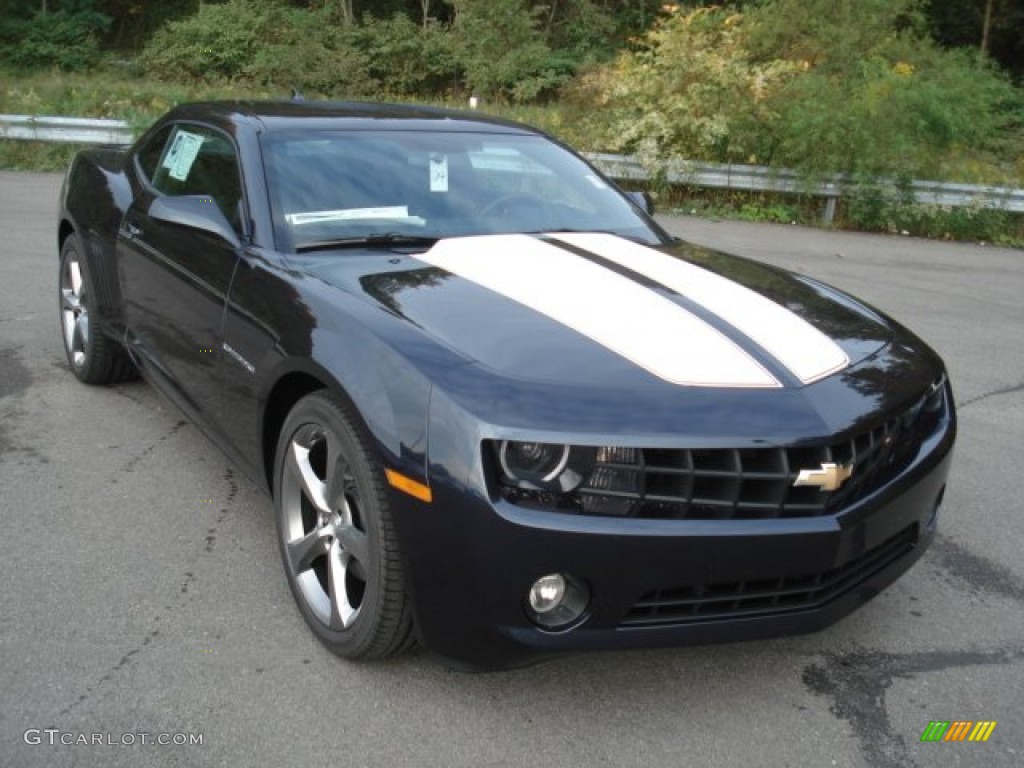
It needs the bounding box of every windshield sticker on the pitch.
[285,207,411,225]
[162,130,204,182]
[429,154,449,192]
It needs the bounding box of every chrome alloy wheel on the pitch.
[60,252,90,368]
[280,423,372,630]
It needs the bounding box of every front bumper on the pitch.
[391,396,955,670]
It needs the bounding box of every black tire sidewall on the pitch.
[58,237,134,385]
[273,391,395,658]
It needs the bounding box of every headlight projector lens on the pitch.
[500,441,569,483]
[496,441,596,492]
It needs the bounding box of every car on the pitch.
[57,100,955,669]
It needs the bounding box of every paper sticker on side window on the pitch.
[162,130,204,182]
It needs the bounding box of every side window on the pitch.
[149,124,245,233]
[136,125,173,182]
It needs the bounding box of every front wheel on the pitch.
[274,391,414,659]
[58,237,135,385]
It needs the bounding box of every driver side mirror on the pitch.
[149,195,241,248]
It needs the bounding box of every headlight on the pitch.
[495,440,596,493]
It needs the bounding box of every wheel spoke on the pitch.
[74,313,89,351]
[336,522,370,567]
[61,288,79,312]
[331,456,360,524]
[327,541,358,629]
[288,439,329,513]
[286,527,331,574]
[62,309,77,347]
[69,260,82,295]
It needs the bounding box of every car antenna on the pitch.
[291,88,305,102]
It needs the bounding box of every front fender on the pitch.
[221,253,435,489]
[59,149,133,329]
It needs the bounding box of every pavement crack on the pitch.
[802,646,1024,768]
[56,626,162,718]
[115,419,188,478]
[957,380,1024,410]
[202,467,238,553]
[55,567,200,718]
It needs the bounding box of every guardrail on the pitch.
[3,114,1022,223]
[584,152,1024,223]
[0,114,134,144]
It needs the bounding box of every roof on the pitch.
[165,100,538,135]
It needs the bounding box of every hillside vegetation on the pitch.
[1,1,1022,242]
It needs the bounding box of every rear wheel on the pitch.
[58,237,135,385]
[274,391,413,659]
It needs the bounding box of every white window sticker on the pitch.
[285,207,411,225]
[162,130,204,181]
[429,154,449,192]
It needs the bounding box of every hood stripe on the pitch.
[551,233,850,384]
[417,235,780,388]
[541,235,802,387]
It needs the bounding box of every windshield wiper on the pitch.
[295,233,439,253]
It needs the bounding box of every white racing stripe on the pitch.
[418,235,780,388]
[552,233,850,384]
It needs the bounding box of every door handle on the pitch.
[123,220,142,238]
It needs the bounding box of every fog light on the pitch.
[529,574,566,614]
[526,573,589,630]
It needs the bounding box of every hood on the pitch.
[300,232,929,441]
[326,233,891,384]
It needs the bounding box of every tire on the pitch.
[58,237,136,385]
[274,391,414,659]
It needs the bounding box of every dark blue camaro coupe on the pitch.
[58,101,955,668]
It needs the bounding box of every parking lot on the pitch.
[1,170,1022,767]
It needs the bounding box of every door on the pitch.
[118,122,246,428]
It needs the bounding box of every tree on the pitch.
[926,0,1024,80]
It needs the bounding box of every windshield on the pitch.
[260,130,666,251]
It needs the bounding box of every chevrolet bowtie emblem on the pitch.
[793,462,854,492]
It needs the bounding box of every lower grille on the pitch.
[621,524,918,627]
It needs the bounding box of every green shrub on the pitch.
[746,0,1023,178]
[448,0,572,102]
[2,10,109,72]
[140,0,374,96]
[346,14,455,97]
[576,7,798,161]
[842,175,1022,244]
[578,1,1023,183]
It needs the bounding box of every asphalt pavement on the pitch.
[1,171,1022,768]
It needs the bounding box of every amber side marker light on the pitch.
[385,468,433,503]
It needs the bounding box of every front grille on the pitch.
[570,376,948,520]
[621,524,918,627]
